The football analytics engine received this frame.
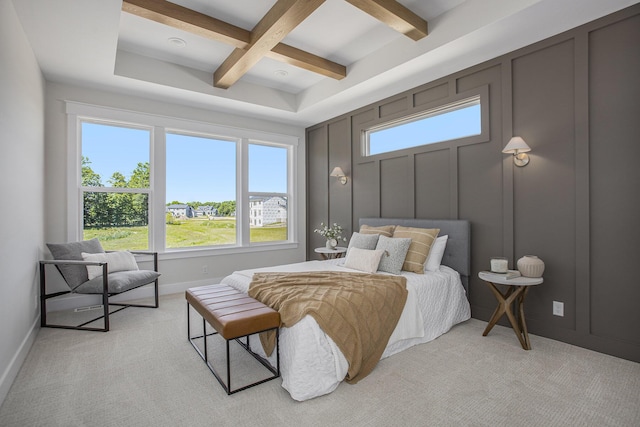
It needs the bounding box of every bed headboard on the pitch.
[358,218,471,293]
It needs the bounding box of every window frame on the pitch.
[245,139,291,246]
[78,118,154,250]
[66,101,298,258]
[358,87,490,160]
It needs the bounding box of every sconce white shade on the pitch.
[503,136,531,167]
[330,166,348,185]
[502,136,531,154]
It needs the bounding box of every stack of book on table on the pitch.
[481,270,522,280]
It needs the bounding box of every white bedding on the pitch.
[220,258,470,401]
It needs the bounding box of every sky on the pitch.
[82,103,479,203]
[81,122,287,204]
[369,103,481,155]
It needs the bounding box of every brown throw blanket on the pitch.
[248,271,408,384]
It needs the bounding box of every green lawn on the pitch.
[84,218,287,251]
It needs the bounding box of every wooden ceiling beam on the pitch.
[214,0,326,89]
[122,0,345,84]
[122,0,250,48]
[267,44,346,81]
[344,0,428,41]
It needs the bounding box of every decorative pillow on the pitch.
[82,251,139,280]
[375,235,412,275]
[46,238,105,288]
[359,224,395,238]
[343,247,385,274]
[424,235,448,272]
[346,232,379,255]
[393,226,440,274]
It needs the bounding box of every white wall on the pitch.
[0,0,46,405]
[44,82,307,299]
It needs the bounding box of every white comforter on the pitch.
[220,259,470,401]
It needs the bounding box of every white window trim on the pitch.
[364,95,482,156]
[357,86,490,161]
[66,101,298,257]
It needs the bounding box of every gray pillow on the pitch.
[75,270,160,295]
[375,235,412,275]
[46,238,105,289]
[346,232,379,255]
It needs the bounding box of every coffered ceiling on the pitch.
[11,0,637,126]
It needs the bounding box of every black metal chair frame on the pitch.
[39,251,159,332]
[187,303,280,395]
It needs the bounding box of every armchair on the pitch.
[40,239,160,332]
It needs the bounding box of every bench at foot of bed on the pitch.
[186,284,280,395]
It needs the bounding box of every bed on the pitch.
[220,218,471,401]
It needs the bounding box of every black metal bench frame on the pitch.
[186,302,280,395]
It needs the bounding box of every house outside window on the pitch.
[248,143,289,243]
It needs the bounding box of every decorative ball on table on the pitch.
[517,255,545,278]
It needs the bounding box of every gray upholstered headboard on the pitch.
[359,218,471,293]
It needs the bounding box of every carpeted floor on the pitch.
[1,293,638,427]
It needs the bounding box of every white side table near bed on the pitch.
[314,246,347,260]
[478,271,543,350]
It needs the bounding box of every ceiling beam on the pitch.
[122,0,345,84]
[344,0,428,41]
[267,44,345,80]
[122,0,250,48]
[214,0,326,89]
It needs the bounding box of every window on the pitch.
[80,121,151,250]
[68,102,297,255]
[364,96,482,156]
[166,132,236,249]
[248,143,288,243]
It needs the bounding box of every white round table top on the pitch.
[479,271,543,286]
[314,246,347,254]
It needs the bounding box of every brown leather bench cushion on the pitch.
[186,284,280,340]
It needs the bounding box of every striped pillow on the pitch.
[359,224,395,238]
[393,226,440,274]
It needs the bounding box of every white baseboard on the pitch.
[0,316,39,407]
[46,277,224,313]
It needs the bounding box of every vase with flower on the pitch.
[314,222,347,249]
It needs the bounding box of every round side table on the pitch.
[314,247,347,260]
[478,271,543,350]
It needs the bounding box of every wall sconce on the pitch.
[502,136,531,167]
[330,166,348,185]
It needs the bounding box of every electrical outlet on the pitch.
[202,265,208,275]
[553,301,564,317]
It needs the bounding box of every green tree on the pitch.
[108,171,127,188]
[217,200,236,217]
[129,162,150,225]
[82,157,107,227]
[81,156,102,187]
[129,162,150,188]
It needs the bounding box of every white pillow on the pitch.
[343,247,385,274]
[82,251,139,280]
[424,235,448,272]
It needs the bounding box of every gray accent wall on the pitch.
[306,5,640,362]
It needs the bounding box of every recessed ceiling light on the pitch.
[274,70,288,78]
[167,37,186,48]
